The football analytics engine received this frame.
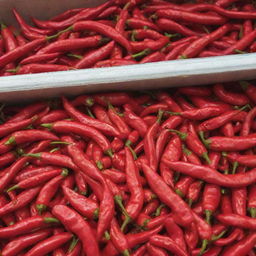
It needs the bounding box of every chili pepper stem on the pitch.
[41,123,53,129]
[166,111,181,116]
[105,149,114,158]
[211,230,227,241]
[188,198,193,207]
[205,209,212,224]
[232,161,239,174]
[175,189,184,198]
[123,249,130,256]
[68,236,79,253]
[104,231,111,240]
[36,204,47,215]
[199,239,208,255]
[96,160,104,170]
[114,195,130,219]
[44,217,60,223]
[202,152,211,164]
[4,136,16,145]
[50,141,71,145]
[132,49,151,59]
[250,208,256,218]
[121,215,132,232]
[93,208,99,220]
[23,153,42,158]
[199,131,210,148]
[126,144,138,160]
[169,129,187,140]
[6,184,19,192]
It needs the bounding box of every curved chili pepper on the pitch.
[42,120,113,156]
[156,9,227,25]
[166,161,256,187]
[149,235,188,256]
[0,38,47,68]
[25,232,72,256]
[1,229,51,256]
[203,184,221,224]
[132,245,147,256]
[0,116,36,138]
[0,151,17,168]
[213,83,249,106]
[20,52,60,65]
[187,181,203,206]
[217,213,256,229]
[0,195,16,226]
[127,18,160,32]
[121,147,144,230]
[147,243,168,256]
[140,51,165,64]
[144,110,164,170]
[52,205,100,256]
[143,200,160,215]
[164,217,187,252]
[204,134,256,151]
[157,18,200,37]
[155,129,170,164]
[62,186,98,219]
[179,24,231,58]
[131,29,163,41]
[36,169,68,213]
[222,232,256,256]
[221,194,233,214]
[7,168,63,191]
[110,217,130,256]
[72,21,131,53]
[0,216,59,238]
[142,163,194,227]
[1,24,18,52]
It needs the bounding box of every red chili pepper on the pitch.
[222,232,256,256]
[1,229,51,256]
[0,38,48,69]
[33,1,113,29]
[224,30,256,55]
[110,217,130,256]
[121,147,144,230]
[140,51,165,64]
[221,194,233,214]
[157,18,200,37]
[25,232,72,256]
[0,216,59,238]
[52,205,100,256]
[187,180,203,206]
[74,171,87,194]
[20,52,61,65]
[203,184,221,224]
[131,36,169,54]
[147,243,168,256]
[155,129,170,164]
[62,186,98,219]
[166,161,256,187]
[164,217,187,253]
[127,18,160,32]
[217,213,256,229]
[50,8,85,21]
[7,168,63,191]
[63,96,120,138]
[0,151,16,168]
[179,24,231,58]
[142,163,194,227]
[214,228,242,246]
[72,20,131,53]
[36,169,68,213]
[149,235,188,256]
[156,9,227,25]
[98,6,121,19]
[131,29,163,41]
[1,24,18,52]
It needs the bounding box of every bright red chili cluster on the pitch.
[0,81,256,255]
[1,0,256,75]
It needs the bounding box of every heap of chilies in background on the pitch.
[1,0,256,75]
[0,81,256,255]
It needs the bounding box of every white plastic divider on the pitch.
[0,53,256,102]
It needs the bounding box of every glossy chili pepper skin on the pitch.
[1,229,51,256]
[52,205,100,256]
[25,232,72,256]
[0,216,59,238]
[166,161,256,187]
[142,163,194,227]
[62,186,98,219]
[222,232,256,256]
[217,214,256,229]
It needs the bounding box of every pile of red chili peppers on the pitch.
[1,0,256,75]
[0,81,256,255]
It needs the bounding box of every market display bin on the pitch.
[0,0,256,103]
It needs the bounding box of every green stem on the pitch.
[104,231,111,240]
[169,129,187,140]
[86,107,95,118]
[50,141,71,145]
[96,160,104,170]
[23,153,42,158]
[132,48,151,58]
[126,144,138,160]
[44,217,60,224]
[232,161,239,174]
[41,123,53,129]
[250,207,256,218]
[199,239,208,255]
[6,184,19,192]
[211,230,227,241]
[199,131,210,149]
[154,204,165,217]
[105,149,113,158]
[67,53,83,60]
[4,136,16,145]
[121,215,132,232]
[156,109,164,124]
[68,236,79,253]
[202,152,211,165]
[175,189,184,198]
[205,209,212,224]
